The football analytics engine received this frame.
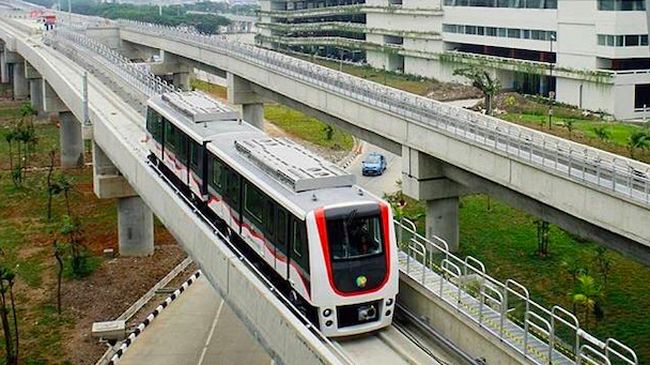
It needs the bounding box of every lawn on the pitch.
[264,104,354,151]
[387,191,650,364]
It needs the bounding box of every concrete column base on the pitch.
[29,79,45,116]
[12,62,28,100]
[59,111,84,168]
[242,103,264,130]
[426,197,459,252]
[118,196,154,257]
[0,51,8,84]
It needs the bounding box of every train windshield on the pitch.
[326,210,383,261]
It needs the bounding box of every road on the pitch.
[346,143,401,198]
[118,276,272,365]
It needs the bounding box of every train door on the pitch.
[274,207,289,276]
[289,218,310,299]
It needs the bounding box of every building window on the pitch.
[443,23,557,42]
[635,84,650,109]
[598,34,647,47]
[444,0,557,8]
[598,0,645,10]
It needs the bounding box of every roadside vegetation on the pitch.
[191,79,354,152]
[0,100,184,364]
[386,189,650,363]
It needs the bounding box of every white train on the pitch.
[144,91,398,337]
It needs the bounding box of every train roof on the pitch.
[150,91,382,218]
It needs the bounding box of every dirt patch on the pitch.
[61,245,187,365]
[425,82,483,102]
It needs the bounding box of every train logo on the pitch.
[356,275,368,288]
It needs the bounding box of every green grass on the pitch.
[190,79,227,99]
[264,104,354,151]
[387,192,650,363]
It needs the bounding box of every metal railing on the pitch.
[116,20,650,206]
[395,217,638,365]
[42,26,176,101]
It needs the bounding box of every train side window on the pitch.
[146,109,162,141]
[276,209,288,252]
[164,120,176,152]
[266,201,275,237]
[210,158,224,191]
[292,220,305,258]
[291,219,309,274]
[225,169,240,207]
[244,183,264,224]
[373,219,381,244]
[177,133,189,162]
[190,142,199,173]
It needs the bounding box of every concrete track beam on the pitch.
[12,61,28,100]
[43,80,69,113]
[117,196,154,257]
[59,111,84,169]
[402,146,465,252]
[92,141,136,199]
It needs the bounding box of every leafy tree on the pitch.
[60,215,89,278]
[593,126,611,144]
[0,266,18,365]
[593,246,612,287]
[627,132,649,158]
[535,220,550,257]
[453,67,501,116]
[569,274,603,329]
[46,150,60,221]
[57,174,75,217]
[563,119,574,137]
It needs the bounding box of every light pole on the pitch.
[547,32,556,130]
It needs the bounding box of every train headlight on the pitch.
[325,320,334,327]
[386,298,393,306]
[323,308,332,317]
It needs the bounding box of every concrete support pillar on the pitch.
[59,111,84,168]
[0,51,8,84]
[117,196,154,257]
[425,197,459,253]
[12,62,28,100]
[242,103,264,130]
[227,72,265,130]
[172,72,190,91]
[401,146,465,252]
[29,79,44,115]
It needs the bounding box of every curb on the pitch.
[339,138,365,170]
[106,271,202,365]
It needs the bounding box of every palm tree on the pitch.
[569,274,603,329]
[627,132,649,159]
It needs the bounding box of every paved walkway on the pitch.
[119,276,272,365]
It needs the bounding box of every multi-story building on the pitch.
[257,0,650,120]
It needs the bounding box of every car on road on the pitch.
[362,152,387,176]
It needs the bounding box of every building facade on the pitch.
[257,0,650,120]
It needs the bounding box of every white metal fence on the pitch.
[395,218,638,365]
[117,20,650,206]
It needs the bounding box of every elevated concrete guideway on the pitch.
[0,18,350,365]
[117,23,650,262]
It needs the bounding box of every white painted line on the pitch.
[197,299,225,365]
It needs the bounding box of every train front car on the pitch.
[309,200,398,337]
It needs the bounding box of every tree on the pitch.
[453,67,501,116]
[57,175,75,217]
[0,266,18,365]
[569,274,603,329]
[46,150,61,220]
[535,220,550,256]
[593,126,611,144]
[593,246,612,287]
[53,240,64,315]
[60,216,88,278]
[627,132,649,159]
